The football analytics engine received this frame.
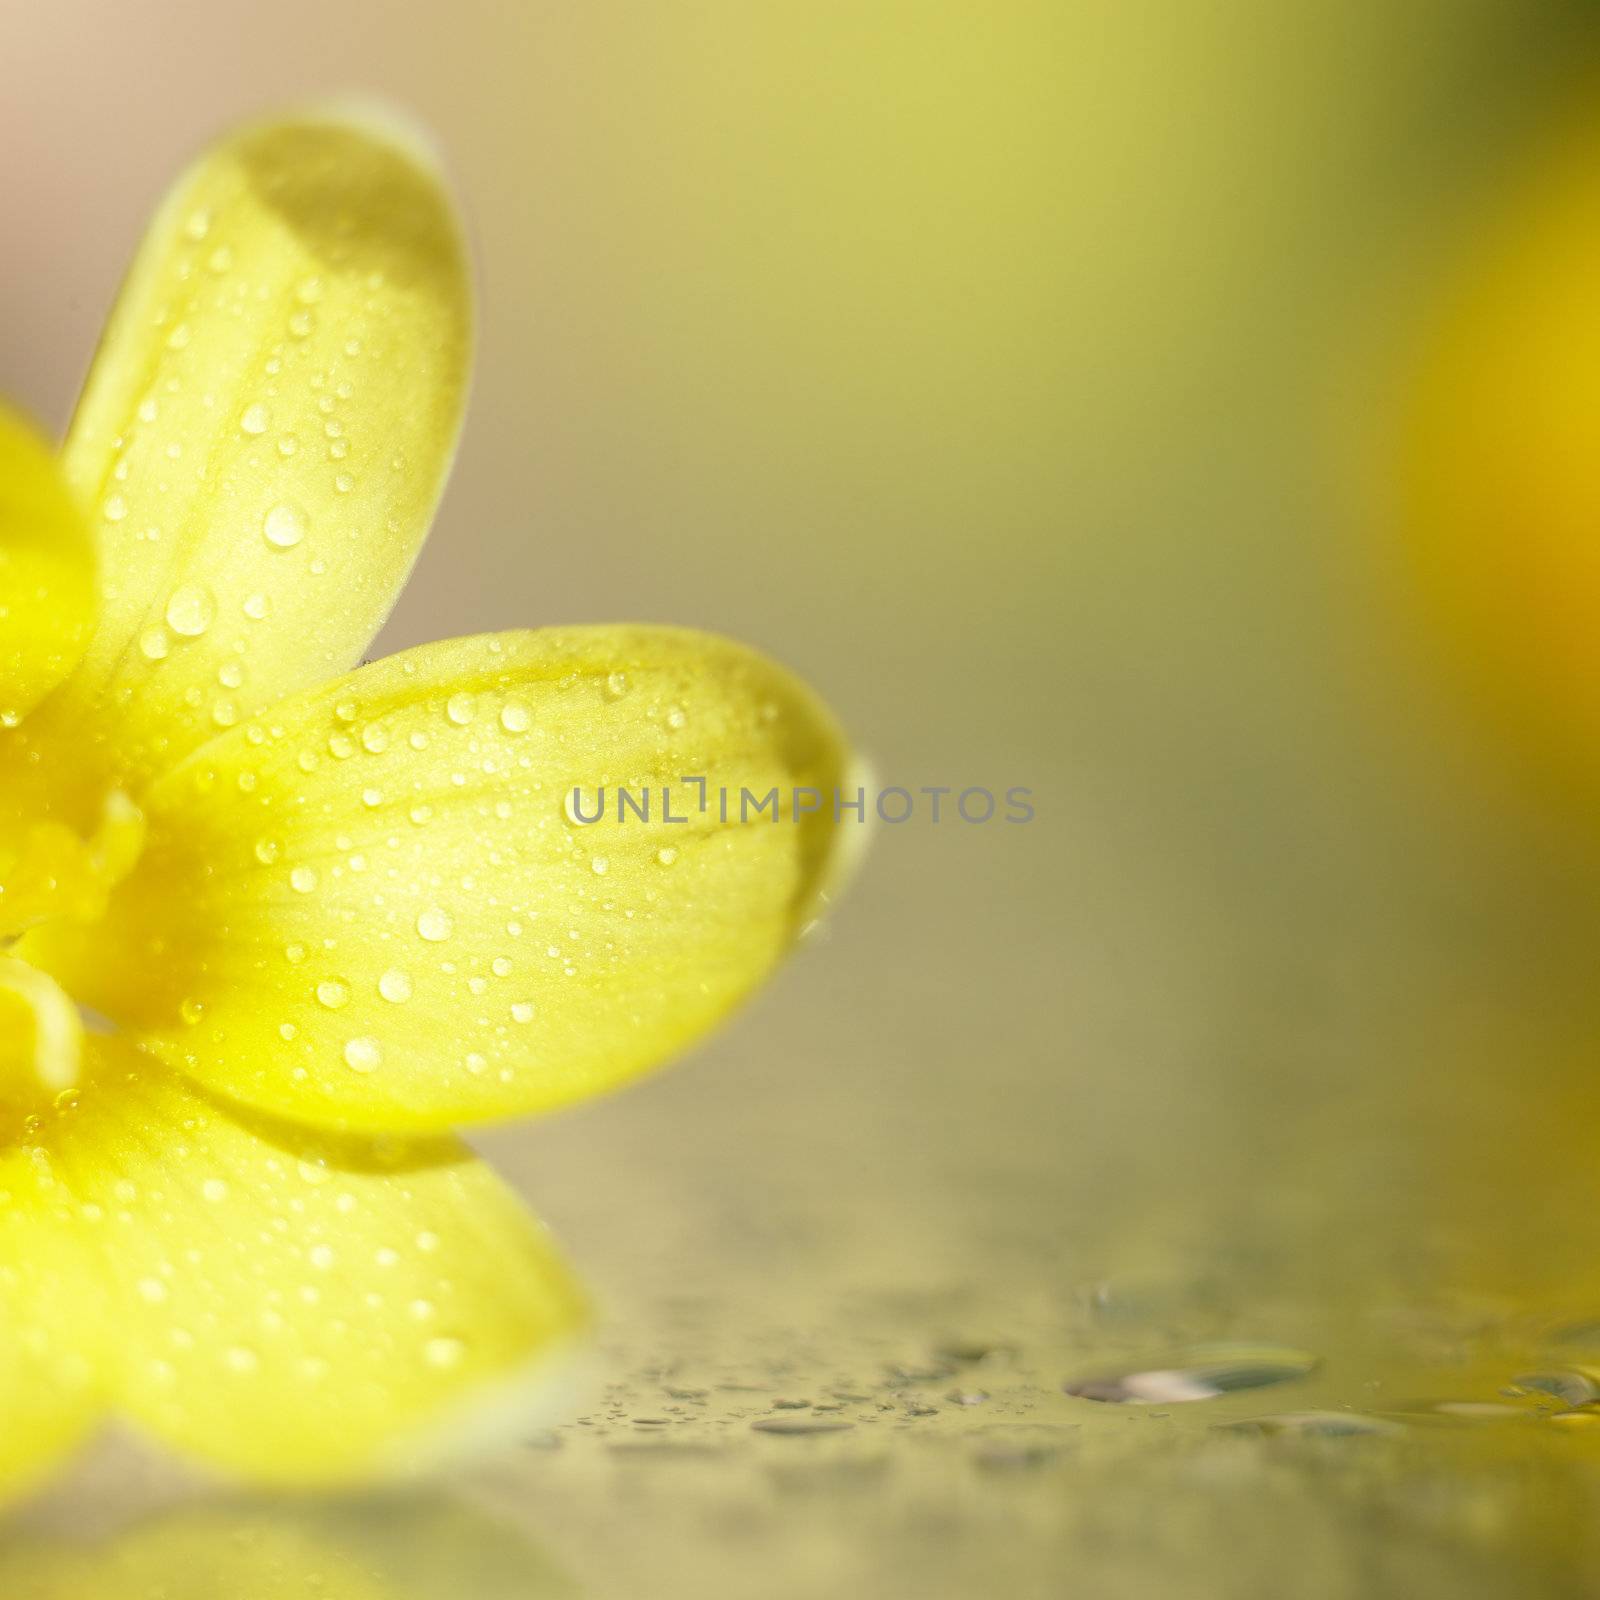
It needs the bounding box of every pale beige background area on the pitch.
[8,5,1600,1597]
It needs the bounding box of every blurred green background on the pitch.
[10,3,1600,1596]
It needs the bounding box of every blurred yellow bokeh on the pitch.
[1400,90,1600,819]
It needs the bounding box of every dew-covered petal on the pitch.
[37,1038,589,1486]
[0,406,94,729]
[0,1123,104,1501]
[15,107,470,813]
[28,627,852,1131]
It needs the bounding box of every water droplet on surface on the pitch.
[263,503,307,549]
[240,402,269,435]
[446,693,475,726]
[316,980,350,1009]
[290,866,318,893]
[500,700,531,734]
[511,1001,535,1024]
[1064,1344,1319,1403]
[1217,1410,1400,1438]
[751,1417,856,1436]
[1416,1401,1528,1422]
[139,626,171,661]
[1512,1371,1600,1407]
[243,592,271,621]
[417,908,454,942]
[971,1427,1071,1471]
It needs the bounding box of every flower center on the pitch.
[0,791,145,1099]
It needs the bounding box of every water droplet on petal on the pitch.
[378,969,413,1003]
[417,908,454,942]
[263,503,307,549]
[165,584,216,637]
[425,1336,465,1369]
[343,1036,382,1073]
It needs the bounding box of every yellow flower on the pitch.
[1397,103,1600,816]
[0,109,849,1497]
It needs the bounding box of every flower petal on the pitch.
[38,1039,588,1486]
[0,405,94,728]
[14,106,470,811]
[0,1121,103,1501]
[30,627,852,1131]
